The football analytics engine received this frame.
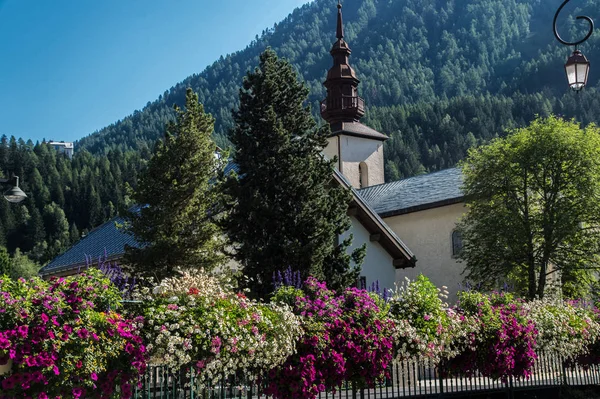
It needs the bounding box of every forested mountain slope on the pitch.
[0,137,146,267]
[77,0,600,180]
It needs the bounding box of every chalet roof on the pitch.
[358,168,464,217]
[39,214,143,277]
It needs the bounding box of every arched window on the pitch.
[359,162,369,188]
[452,230,463,257]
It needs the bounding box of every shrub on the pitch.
[265,277,395,399]
[134,269,301,384]
[448,291,538,381]
[0,270,146,399]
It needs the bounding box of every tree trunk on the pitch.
[537,259,548,299]
[527,256,537,300]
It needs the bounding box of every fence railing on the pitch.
[131,352,600,399]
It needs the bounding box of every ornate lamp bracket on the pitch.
[553,0,594,47]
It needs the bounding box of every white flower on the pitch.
[152,286,164,295]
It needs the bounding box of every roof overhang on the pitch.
[329,121,388,141]
[39,254,125,279]
[379,197,465,218]
[333,170,416,269]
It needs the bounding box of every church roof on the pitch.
[39,214,143,277]
[330,121,388,141]
[359,168,464,217]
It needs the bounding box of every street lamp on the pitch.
[0,176,27,204]
[553,0,594,91]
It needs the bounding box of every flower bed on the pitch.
[0,270,146,399]
[133,270,302,384]
[388,275,477,363]
[448,291,538,381]
[525,299,600,361]
[4,268,600,399]
[265,278,395,399]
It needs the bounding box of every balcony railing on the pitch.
[320,95,365,114]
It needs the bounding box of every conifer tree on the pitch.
[125,88,226,279]
[221,49,364,298]
[0,246,9,276]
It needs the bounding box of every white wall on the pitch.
[323,135,384,189]
[384,203,467,303]
[339,216,396,292]
[339,136,384,188]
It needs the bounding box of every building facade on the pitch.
[48,141,74,159]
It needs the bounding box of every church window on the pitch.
[452,230,463,257]
[359,162,368,188]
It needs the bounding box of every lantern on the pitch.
[564,49,590,91]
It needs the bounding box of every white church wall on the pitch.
[340,216,396,292]
[339,136,385,188]
[384,203,467,303]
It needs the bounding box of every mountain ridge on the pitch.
[77,0,600,177]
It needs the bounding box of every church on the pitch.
[39,3,467,301]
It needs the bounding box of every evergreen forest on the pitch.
[2,0,600,267]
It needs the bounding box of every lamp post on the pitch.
[553,0,594,91]
[0,175,27,204]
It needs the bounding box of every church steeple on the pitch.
[321,1,387,190]
[320,1,365,123]
[336,0,344,39]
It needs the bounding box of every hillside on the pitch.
[77,0,600,179]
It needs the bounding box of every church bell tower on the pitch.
[321,1,387,189]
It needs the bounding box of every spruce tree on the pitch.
[0,246,9,276]
[221,49,364,298]
[125,88,225,279]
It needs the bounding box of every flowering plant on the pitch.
[134,269,301,384]
[448,291,538,381]
[0,270,146,399]
[265,278,395,399]
[388,275,476,362]
[525,299,600,361]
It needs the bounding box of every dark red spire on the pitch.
[336,1,344,39]
[321,1,365,124]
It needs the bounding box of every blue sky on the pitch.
[0,0,308,143]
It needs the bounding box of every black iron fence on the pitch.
[131,352,600,399]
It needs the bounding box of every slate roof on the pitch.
[39,215,143,277]
[358,168,464,217]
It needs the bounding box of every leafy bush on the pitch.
[448,291,538,381]
[134,269,301,384]
[0,270,146,399]
[265,277,395,399]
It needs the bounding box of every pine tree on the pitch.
[125,88,226,279]
[0,246,10,276]
[221,49,364,298]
